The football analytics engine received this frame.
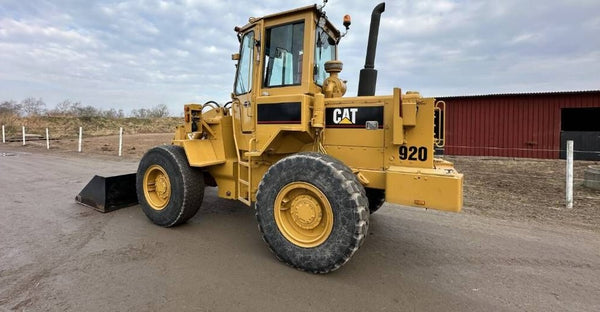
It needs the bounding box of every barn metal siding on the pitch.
[438,91,600,159]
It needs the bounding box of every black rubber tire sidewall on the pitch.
[136,145,204,227]
[256,152,369,273]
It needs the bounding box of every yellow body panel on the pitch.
[354,169,386,189]
[324,129,384,149]
[386,166,463,212]
[181,140,226,167]
[325,146,384,170]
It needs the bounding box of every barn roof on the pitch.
[437,90,600,99]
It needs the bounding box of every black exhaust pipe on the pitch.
[357,2,385,97]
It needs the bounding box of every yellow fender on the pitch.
[181,140,226,167]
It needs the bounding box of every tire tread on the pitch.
[255,152,369,273]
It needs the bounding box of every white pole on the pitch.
[22,126,25,146]
[118,127,123,157]
[46,128,50,150]
[2,125,5,143]
[566,140,574,209]
[78,127,82,153]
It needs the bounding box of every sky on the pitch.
[1,0,599,115]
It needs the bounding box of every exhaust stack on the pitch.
[357,2,385,96]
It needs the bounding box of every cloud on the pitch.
[0,0,599,114]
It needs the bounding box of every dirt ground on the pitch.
[10,133,600,231]
[1,143,600,312]
[449,156,600,232]
[13,132,174,159]
[2,135,600,311]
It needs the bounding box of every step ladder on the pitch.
[230,104,255,206]
[237,157,252,206]
[236,137,256,206]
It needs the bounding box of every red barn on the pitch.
[437,91,600,160]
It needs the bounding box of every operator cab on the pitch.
[234,5,340,97]
[232,6,342,140]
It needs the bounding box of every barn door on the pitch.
[560,107,600,160]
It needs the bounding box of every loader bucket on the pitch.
[75,174,138,212]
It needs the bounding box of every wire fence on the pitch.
[444,145,600,155]
[2,124,126,156]
[462,168,594,184]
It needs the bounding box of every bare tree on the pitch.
[130,108,150,118]
[47,99,167,119]
[102,108,125,119]
[20,97,46,116]
[151,104,170,118]
[0,100,22,116]
[51,99,77,116]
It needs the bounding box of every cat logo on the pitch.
[332,108,358,124]
[325,106,383,129]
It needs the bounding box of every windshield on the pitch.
[314,26,336,86]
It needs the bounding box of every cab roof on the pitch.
[238,4,340,36]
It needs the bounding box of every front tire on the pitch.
[136,145,204,227]
[255,152,369,273]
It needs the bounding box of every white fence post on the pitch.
[46,128,50,150]
[78,127,82,153]
[566,140,574,209]
[118,127,123,157]
[2,125,5,143]
[22,126,25,146]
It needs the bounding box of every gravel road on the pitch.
[1,147,599,311]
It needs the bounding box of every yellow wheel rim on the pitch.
[274,182,333,248]
[143,165,171,210]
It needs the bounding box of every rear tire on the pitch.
[255,152,369,273]
[365,188,385,214]
[136,145,204,227]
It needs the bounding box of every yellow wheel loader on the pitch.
[77,1,463,273]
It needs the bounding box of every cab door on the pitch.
[233,29,256,133]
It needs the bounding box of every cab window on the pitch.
[263,22,304,88]
[314,27,336,86]
[234,31,254,95]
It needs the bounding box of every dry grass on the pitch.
[0,115,181,139]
